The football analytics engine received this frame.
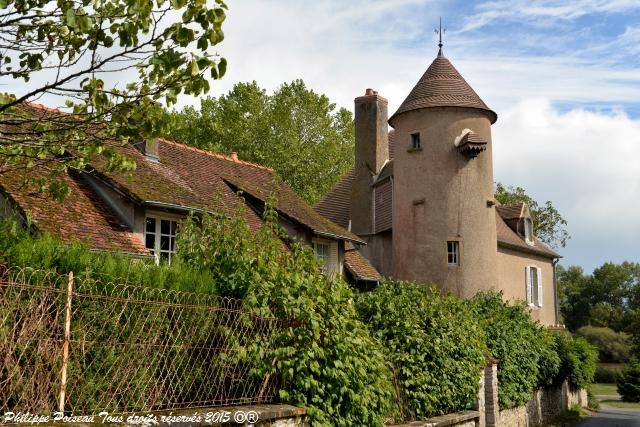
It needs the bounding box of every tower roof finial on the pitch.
[435,17,446,56]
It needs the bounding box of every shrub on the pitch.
[537,328,562,388]
[470,292,553,409]
[0,218,217,294]
[356,281,487,420]
[617,361,640,402]
[555,332,598,389]
[575,326,632,363]
[594,364,624,383]
[177,205,395,426]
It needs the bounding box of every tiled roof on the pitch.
[495,212,559,258]
[314,169,353,230]
[91,139,364,244]
[0,169,147,254]
[344,243,381,281]
[389,55,497,125]
[496,203,525,220]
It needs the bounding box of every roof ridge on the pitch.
[23,101,65,114]
[158,138,273,171]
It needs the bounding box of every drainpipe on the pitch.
[553,258,560,327]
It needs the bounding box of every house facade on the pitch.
[0,103,379,283]
[315,50,560,325]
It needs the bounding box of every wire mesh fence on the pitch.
[0,265,282,414]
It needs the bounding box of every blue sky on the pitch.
[199,0,640,273]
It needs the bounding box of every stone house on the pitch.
[0,103,378,282]
[315,49,560,325]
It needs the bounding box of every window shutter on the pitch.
[537,267,543,307]
[329,242,338,277]
[525,266,532,306]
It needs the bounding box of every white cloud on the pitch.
[493,99,640,269]
[461,0,640,32]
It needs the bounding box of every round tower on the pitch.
[389,51,498,298]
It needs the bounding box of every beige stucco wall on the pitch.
[497,245,557,326]
[391,107,498,298]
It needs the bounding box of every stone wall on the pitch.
[480,361,588,427]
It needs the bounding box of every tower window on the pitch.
[447,241,459,266]
[410,132,421,150]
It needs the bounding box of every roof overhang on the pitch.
[497,239,561,259]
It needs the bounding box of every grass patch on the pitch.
[600,400,640,409]
[590,383,618,396]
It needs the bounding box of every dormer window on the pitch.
[410,132,421,150]
[524,218,533,245]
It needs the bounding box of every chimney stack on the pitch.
[350,89,389,235]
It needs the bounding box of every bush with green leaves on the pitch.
[575,326,632,363]
[617,361,640,402]
[470,292,555,409]
[555,332,598,389]
[176,204,395,426]
[537,328,562,388]
[356,281,487,420]
[0,218,216,293]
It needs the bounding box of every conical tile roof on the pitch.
[389,54,497,125]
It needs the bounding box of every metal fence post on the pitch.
[58,271,73,414]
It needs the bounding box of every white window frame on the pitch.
[145,215,178,264]
[447,241,459,266]
[312,241,330,272]
[526,266,543,307]
[524,218,534,245]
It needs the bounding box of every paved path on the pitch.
[575,403,640,427]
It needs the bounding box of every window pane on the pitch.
[145,217,156,233]
[161,219,170,235]
[160,235,170,251]
[145,234,155,250]
[170,236,175,252]
[159,251,169,261]
[171,221,177,235]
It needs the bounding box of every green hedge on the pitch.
[555,332,598,389]
[356,281,487,420]
[470,292,557,409]
[0,219,217,293]
[176,207,395,426]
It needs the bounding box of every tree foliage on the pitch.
[558,262,640,333]
[575,326,632,364]
[0,0,228,199]
[356,281,487,420]
[165,80,354,204]
[617,361,640,403]
[495,182,569,249]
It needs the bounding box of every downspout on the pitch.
[553,257,560,327]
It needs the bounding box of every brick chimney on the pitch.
[351,89,389,235]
